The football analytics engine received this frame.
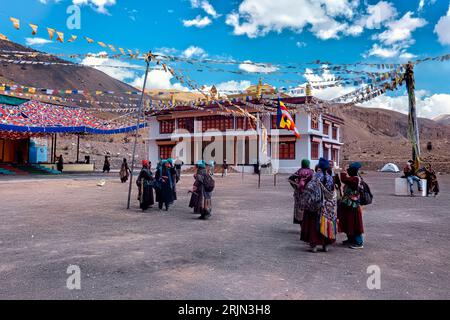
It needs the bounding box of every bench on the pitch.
[395,177,427,196]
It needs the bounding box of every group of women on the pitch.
[136,159,178,211]
[292,157,365,253]
[133,159,214,220]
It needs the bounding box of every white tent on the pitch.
[380,163,400,172]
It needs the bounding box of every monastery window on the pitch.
[279,141,296,160]
[201,116,234,132]
[236,117,256,131]
[159,119,175,134]
[323,122,330,137]
[311,141,320,160]
[177,118,194,133]
[332,126,338,140]
[311,116,319,131]
[159,145,174,160]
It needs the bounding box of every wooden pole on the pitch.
[257,113,261,189]
[127,54,151,210]
[405,62,421,169]
[76,134,80,163]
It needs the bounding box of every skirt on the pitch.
[300,210,336,246]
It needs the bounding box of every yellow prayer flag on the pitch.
[68,35,77,43]
[29,87,36,94]
[56,31,64,43]
[47,28,55,40]
[108,44,116,52]
[29,24,38,35]
[119,48,126,55]
[98,41,107,47]
[95,91,102,95]
[85,37,94,43]
[10,17,20,30]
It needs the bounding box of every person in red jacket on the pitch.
[338,162,365,249]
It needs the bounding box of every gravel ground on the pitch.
[0,172,449,300]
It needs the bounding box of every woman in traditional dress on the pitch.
[56,154,64,172]
[102,155,111,173]
[300,158,337,253]
[338,162,365,249]
[290,159,314,225]
[155,160,175,211]
[119,158,131,183]
[425,163,439,197]
[189,160,213,220]
[136,160,154,211]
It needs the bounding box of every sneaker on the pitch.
[349,244,364,249]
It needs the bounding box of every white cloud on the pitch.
[131,70,188,91]
[225,0,359,39]
[374,12,427,45]
[434,5,450,45]
[183,15,212,28]
[365,9,426,59]
[360,91,450,119]
[238,61,278,73]
[25,37,53,46]
[296,41,307,48]
[190,0,220,18]
[367,43,399,58]
[216,80,252,93]
[72,0,116,14]
[303,66,356,100]
[362,1,397,29]
[182,46,207,59]
[81,52,140,82]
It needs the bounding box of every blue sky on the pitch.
[0,0,449,118]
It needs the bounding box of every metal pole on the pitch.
[127,55,151,209]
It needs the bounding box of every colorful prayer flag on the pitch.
[276,99,300,139]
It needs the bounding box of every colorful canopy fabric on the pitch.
[0,100,145,139]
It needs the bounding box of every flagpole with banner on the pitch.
[127,52,152,209]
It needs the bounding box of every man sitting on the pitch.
[403,160,423,197]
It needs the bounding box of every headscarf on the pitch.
[196,160,206,168]
[301,159,310,169]
[318,157,330,172]
[347,162,361,177]
[142,160,149,168]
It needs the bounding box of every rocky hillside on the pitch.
[336,106,450,172]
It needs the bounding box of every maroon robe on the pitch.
[337,173,364,236]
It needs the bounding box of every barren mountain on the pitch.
[336,106,450,172]
[0,39,138,107]
[434,114,450,126]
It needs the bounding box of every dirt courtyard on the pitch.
[0,172,449,300]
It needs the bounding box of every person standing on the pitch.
[425,163,439,197]
[155,160,175,211]
[174,157,184,181]
[189,160,214,220]
[338,162,365,249]
[102,155,111,173]
[403,160,422,196]
[222,159,229,177]
[136,160,154,211]
[300,158,337,253]
[209,159,215,176]
[56,154,64,172]
[119,158,131,183]
[290,159,314,225]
